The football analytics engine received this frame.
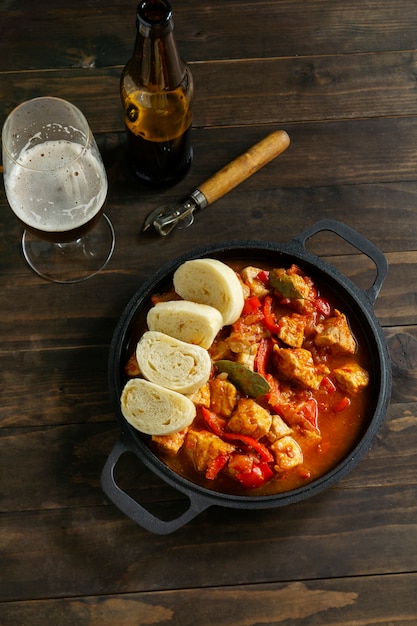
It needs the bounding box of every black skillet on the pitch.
[101,219,392,534]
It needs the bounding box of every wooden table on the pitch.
[1,1,417,623]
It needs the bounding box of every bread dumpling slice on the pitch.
[121,378,196,435]
[173,258,244,326]
[147,300,223,349]
[136,330,211,394]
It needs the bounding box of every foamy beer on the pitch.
[2,97,114,283]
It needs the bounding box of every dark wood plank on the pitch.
[0,348,113,428]
[3,176,417,281]
[2,572,417,626]
[2,0,417,71]
[1,484,416,601]
[99,120,417,193]
[3,49,417,129]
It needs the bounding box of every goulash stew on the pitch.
[123,261,371,496]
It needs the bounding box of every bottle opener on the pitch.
[142,129,290,236]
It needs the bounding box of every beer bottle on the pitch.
[120,0,193,187]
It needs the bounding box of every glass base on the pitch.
[21,214,115,284]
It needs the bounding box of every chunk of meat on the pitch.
[266,414,293,443]
[333,361,370,394]
[209,378,237,417]
[277,314,306,348]
[276,400,321,442]
[209,339,233,362]
[152,429,188,456]
[273,346,330,390]
[235,343,258,371]
[240,266,271,298]
[187,383,211,408]
[227,315,269,354]
[124,352,141,377]
[270,435,303,472]
[185,430,235,474]
[227,398,273,440]
[270,267,315,313]
[314,310,356,354]
[150,290,180,305]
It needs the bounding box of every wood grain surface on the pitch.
[1,1,417,624]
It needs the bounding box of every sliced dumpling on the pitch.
[147,299,223,349]
[173,258,244,326]
[121,378,196,435]
[136,330,211,394]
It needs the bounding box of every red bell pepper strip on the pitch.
[242,295,262,315]
[257,270,270,285]
[334,396,351,413]
[202,407,274,463]
[254,337,273,378]
[314,297,332,317]
[205,453,230,480]
[299,398,318,428]
[221,432,274,463]
[202,407,226,437]
[320,376,337,393]
[262,295,282,334]
[236,462,274,489]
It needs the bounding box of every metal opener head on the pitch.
[142,191,208,236]
[142,200,196,236]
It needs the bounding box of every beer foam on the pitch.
[5,139,108,232]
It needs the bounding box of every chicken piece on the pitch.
[273,346,330,390]
[266,414,293,443]
[227,315,269,354]
[314,310,356,354]
[124,352,141,377]
[227,398,272,440]
[185,430,235,473]
[209,378,238,417]
[209,339,233,362]
[271,435,303,472]
[240,266,271,298]
[152,429,188,456]
[235,342,258,371]
[150,290,180,305]
[187,383,211,408]
[270,267,315,313]
[237,273,250,299]
[277,314,306,348]
[277,400,322,442]
[333,361,370,394]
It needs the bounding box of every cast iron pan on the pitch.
[102,219,392,534]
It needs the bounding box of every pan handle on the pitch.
[293,219,388,305]
[101,435,212,535]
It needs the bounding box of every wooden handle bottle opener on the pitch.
[142,129,290,236]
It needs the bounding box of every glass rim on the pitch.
[1,96,93,173]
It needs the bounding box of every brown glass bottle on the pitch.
[120,0,193,187]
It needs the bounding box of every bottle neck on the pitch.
[137,0,173,37]
[133,0,184,89]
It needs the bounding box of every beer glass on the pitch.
[2,97,115,283]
